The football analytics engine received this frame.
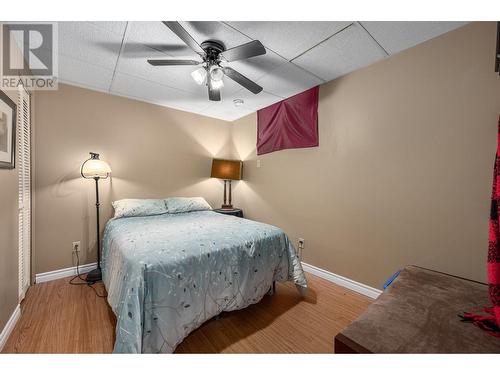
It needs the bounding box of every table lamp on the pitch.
[210,159,242,210]
[81,152,111,283]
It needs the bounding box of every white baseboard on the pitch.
[301,262,382,299]
[35,262,97,284]
[0,304,21,351]
[35,261,381,299]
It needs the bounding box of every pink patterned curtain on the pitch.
[461,115,500,337]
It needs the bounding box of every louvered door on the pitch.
[18,86,31,301]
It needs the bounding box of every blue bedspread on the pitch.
[102,210,307,353]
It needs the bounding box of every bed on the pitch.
[102,206,307,353]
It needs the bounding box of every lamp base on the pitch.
[86,267,102,283]
[221,204,233,210]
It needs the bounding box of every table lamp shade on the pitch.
[81,152,111,179]
[210,159,242,180]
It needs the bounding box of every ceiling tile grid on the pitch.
[256,63,324,99]
[44,21,469,121]
[292,22,388,82]
[225,21,352,60]
[56,21,123,69]
[360,21,469,55]
[88,21,128,37]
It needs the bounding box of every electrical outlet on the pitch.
[298,238,305,249]
[72,241,81,253]
[256,159,261,168]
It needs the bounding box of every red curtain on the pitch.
[461,115,500,337]
[256,86,319,155]
[486,115,500,331]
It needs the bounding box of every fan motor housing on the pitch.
[201,40,225,62]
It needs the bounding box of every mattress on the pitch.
[102,210,307,353]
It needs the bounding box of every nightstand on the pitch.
[213,208,244,218]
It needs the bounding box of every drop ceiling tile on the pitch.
[193,84,285,121]
[88,21,127,37]
[293,23,387,82]
[200,101,255,122]
[56,22,123,69]
[181,22,251,50]
[361,21,469,55]
[197,88,283,121]
[164,91,215,114]
[227,21,352,60]
[229,89,283,111]
[111,72,212,114]
[256,62,323,99]
[57,55,114,92]
[126,21,195,57]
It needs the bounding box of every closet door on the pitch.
[18,87,31,301]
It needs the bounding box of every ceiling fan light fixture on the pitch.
[151,23,266,100]
[209,65,224,81]
[211,78,224,89]
[191,67,207,85]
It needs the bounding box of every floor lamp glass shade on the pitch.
[81,152,111,179]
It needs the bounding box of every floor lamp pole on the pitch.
[86,177,102,283]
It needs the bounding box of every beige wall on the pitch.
[231,22,500,288]
[33,84,232,274]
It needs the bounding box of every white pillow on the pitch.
[165,197,212,214]
[112,199,168,219]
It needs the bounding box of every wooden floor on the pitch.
[2,273,371,353]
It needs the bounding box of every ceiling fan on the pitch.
[147,22,266,101]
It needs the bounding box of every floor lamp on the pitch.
[81,152,111,283]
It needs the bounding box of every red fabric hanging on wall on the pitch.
[256,86,319,155]
[486,115,500,331]
[461,115,500,337]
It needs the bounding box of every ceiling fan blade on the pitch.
[98,41,192,57]
[162,21,206,56]
[220,40,266,62]
[208,80,221,101]
[147,59,201,66]
[222,67,263,94]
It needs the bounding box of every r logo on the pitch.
[2,23,54,76]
